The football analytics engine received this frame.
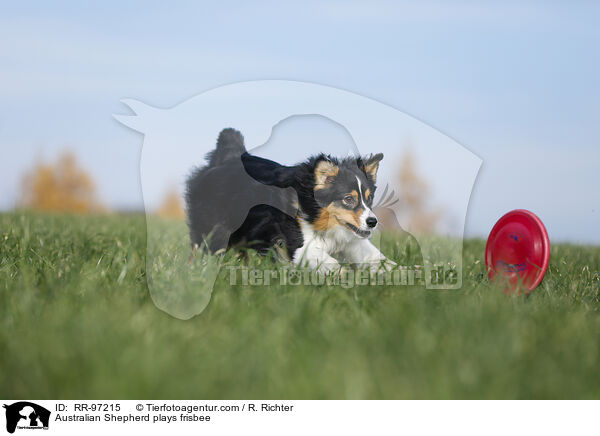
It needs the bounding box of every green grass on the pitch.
[1,212,600,399]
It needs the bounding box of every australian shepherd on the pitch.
[185,128,393,272]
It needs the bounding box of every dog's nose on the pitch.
[366,217,378,228]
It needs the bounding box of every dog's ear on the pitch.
[241,153,297,188]
[359,153,383,183]
[314,159,339,190]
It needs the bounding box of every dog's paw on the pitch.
[315,259,341,275]
[364,258,396,274]
[382,258,397,272]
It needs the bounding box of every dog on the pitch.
[185,128,394,272]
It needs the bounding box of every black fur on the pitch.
[185,128,382,259]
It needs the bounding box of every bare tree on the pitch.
[396,149,442,234]
[374,149,442,235]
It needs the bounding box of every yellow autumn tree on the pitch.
[19,152,102,214]
[156,187,186,220]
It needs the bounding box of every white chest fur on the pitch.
[292,218,388,272]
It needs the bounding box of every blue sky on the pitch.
[1,1,599,242]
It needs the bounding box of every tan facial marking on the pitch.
[314,160,339,190]
[313,208,333,231]
[364,188,371,200]
[313,203,363,231]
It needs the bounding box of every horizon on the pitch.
[1,1,599,243]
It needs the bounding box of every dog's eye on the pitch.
[342,195,356,207]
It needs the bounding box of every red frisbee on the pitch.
[485,209,550,293]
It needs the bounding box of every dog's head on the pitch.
[242,151,384,239]
[309,153,383,239]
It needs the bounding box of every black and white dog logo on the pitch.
[3,402,50,433]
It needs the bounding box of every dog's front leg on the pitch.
[293,240,340,274]
[344,239,396,271]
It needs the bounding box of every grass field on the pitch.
[1,212,600,399]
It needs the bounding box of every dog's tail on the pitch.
[205,128,246,166]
